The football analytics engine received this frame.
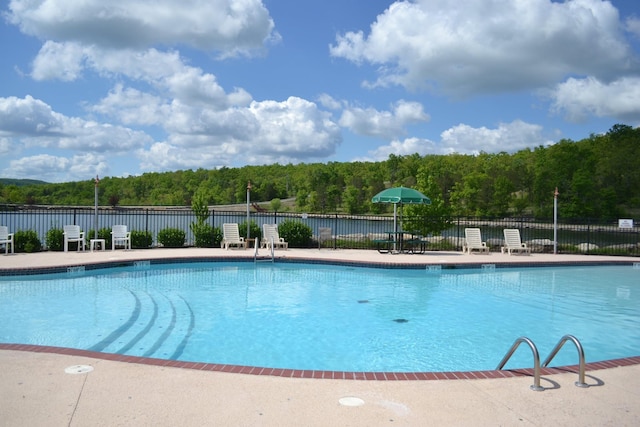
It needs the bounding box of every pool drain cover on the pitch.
[65,365,94,374]
[339,397,365,407]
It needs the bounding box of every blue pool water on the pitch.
[0,262,638,372]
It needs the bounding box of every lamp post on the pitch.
[246,181,252,240]
[94,175,100,240]
[553,187,559,254]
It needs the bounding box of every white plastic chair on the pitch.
[63,225,85,252]
[262,224,288,250]
[501,229,531,255]
[111,225,131,250]
[0,226,14,254]
[221,223,246,250]
[463,228,489,254]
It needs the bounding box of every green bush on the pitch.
[131,230,153,249]
[87,227,113,248]
[238,221,262,242]
[14,230,42,253]
[157,227,185,248]
[191,223,220,248]
[46,228,64,251]
[278,220,312,248]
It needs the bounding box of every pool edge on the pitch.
[2,343,639,381]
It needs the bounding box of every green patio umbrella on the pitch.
[372,186,431,251]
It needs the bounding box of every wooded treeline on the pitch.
[1,124,639,220]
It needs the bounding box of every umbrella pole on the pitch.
[393,203,397,252]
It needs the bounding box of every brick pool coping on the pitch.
[1,343,639,381]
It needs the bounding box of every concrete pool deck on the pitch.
[1,248,639,426]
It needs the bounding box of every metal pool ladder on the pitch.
[496,334,588,391]
[253,237,275,263]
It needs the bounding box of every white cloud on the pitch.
[362,137,438,161]
[92,84,169,126]
[0,138,11,156]
[30,41,86,81]
[360,120,551,161]
[0,95,153,153]
[317,93,343,110]
[550,76,640,123]
[4,153,108,182]
[0,94,149,175]
[339,100,429,139]
[626,17,640,38]
[136,96,342,172]
[330,0,636,95]
[440,121,551,154]
[8,0,276,55]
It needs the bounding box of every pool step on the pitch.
[88,290,194,359]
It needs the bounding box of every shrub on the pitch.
[87,227,113,248]
[46,228,64,251]
[131,230,153,249]
[191,223,220,248]
[278,220,312,248]
[190,193,215,247]
[14,230,42,253]
[157,227,185,248]
[238,221,262,242]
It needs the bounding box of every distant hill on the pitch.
[0,178,49,186]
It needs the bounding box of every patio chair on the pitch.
[0,226,14,254]
[318,227,332,249]
[501,229,531,255]
[63,225,85,252]
[463,228,489,254]
[262,224,288,250]
[111,225,131,250]
[221,223,246,250]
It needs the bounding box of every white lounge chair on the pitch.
[221,223,246,250]
[111,225,131,250]
[501,229,531,255]
[63,225,85,252]
[0,226,14,254]
[463,228,489,254]
[262,224,288,250]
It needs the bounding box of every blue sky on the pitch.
[1,0,639,183]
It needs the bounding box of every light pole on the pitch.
[94,175,100,240]
[553,187,559,254]
[246,181,252,240]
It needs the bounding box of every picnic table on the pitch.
[373,232,427,254]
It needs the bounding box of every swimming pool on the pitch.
[0,262,638,372]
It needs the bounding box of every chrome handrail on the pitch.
[542,334,588,388]
[496,336,544,391]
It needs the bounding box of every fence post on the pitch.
[333,213,338,249]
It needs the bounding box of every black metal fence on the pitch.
[1,205,638,256]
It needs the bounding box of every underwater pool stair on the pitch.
[88,290,194,360]
[496,334,588,391]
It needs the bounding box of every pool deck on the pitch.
[1,248,639,426]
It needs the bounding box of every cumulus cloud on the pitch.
[625,17,640,38]
[363,137,439,161]
[0,95,152,152]
[317,93,344,111]
[7,0,277,55]
[5,153,109,182]
[136,96,342,171]
[0,95,154,180]
[550,76,640,123]
[339,100,429,139]
[361,120,551,161]
[330,0,637,95]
